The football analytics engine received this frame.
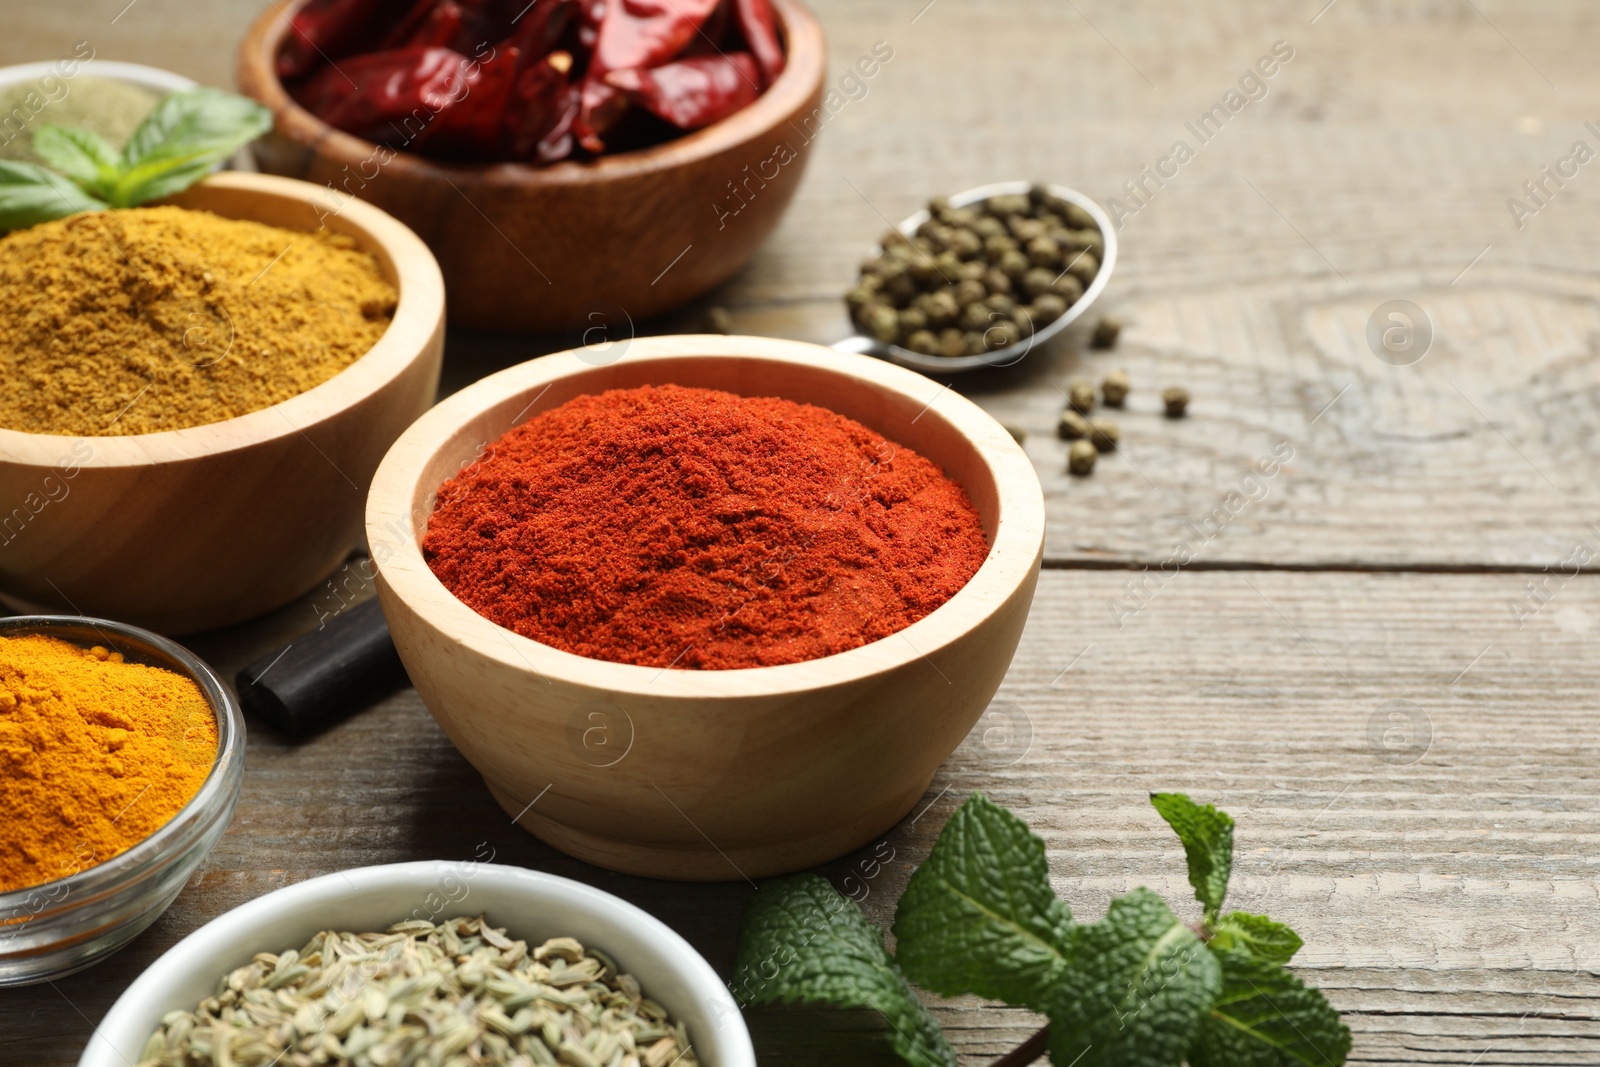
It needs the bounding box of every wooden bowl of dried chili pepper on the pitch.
[235,0,826,334]
[366,335,1045,880]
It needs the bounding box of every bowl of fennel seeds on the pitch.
[81,862,751,1067]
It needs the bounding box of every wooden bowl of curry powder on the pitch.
[0,172,444,634]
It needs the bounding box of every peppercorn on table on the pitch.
[7,2,1600,1064]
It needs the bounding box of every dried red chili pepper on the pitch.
[575,0,722,151]
[605,53,758,129]
[506,50,573,158]
[536,83,582,162]
[682,0,732,57]
[399,1,468,50]
[278,0,386,79]
[507,0,576,66]
[733,0,783,85]
[380,0,444,49]
[423,44,523,157]
[296,46,475,144]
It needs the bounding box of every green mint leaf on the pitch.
[112,88,272,207]
[32,125,122,200]
[0,161,107,232]
[1149,792,1234,921]
[1046,887,1221,1067]
[892,793,1075,1011]
[1188,946,1351,1067]
[1210,912,1303,965]
[734,874,956,1067]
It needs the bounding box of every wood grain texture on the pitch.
[6,569,1600,1064]
[4,1,1600,1064]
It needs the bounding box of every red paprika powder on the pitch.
[422,384,989,670]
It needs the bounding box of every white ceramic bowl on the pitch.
[0,59,255,170]
[80,861,753,1067]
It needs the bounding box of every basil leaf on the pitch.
[734,874,956,1067]
[0,161,107,231]
[1150,792,1234,921]
[1188,946,1351,1067]
[892,793,1075,1011]
[1210,912,1304,965]
[32,125,122,200]
[112,88,272,207]
[1047,887,1221,1067]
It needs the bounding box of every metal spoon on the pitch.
[832,181,1118,374]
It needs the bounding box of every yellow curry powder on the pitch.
[0,633,218,894]
[0,206,397,437]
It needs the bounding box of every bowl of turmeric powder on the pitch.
[0,615,244,986]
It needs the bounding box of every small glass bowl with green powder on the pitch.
[0,59,252,170]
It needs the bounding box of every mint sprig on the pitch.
[733,874,956,1067]
[734,792,1350,1067]
[0,88,271,232]
[891,792,1074,1011]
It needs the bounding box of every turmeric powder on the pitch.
[0,633,218,894]
[0,205,397,437]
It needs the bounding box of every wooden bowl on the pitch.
[0,172,444,635]
[236,1,827,334]
[366,336,1045,880]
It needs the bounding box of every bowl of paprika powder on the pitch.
[235,0,827,333]
[365,335,1045,880]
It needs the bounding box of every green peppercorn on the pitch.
[960,302,992,332]
[905,257,936,286]
[1010,217,1047,243]
[999,249,1031,281]
[846,285,876,311]
[933,251,963,280]
[985,291,1017,316]
[1027,236,1062,269]
[973,216,1007,240]
[881,228,912,251]
[924,290,959,327]
[948,228,983,259]
[1066,251,1099,286]
[940,207,980,229]
[1101,369,1129,407]
[1162,387,1190,418]
[963,330,988,356]
[1021,267,1057,300]
[1057,409,1091,440]
[985,320,1021,350]
[1064,203,1095,229]
[1029,183,1053,206]
[927,196,950,216]
[957,260,988,283]
[905,329,939,355]
[987,194,1031,217]
[1068,381,1095,414]
[938,328,966,358]
[704,305,733,333]
[1051,274,1085,303]
[915,217,943,241]
[1014,310,1036,337]
[899,307,928,334]
[984,234,1019,262]
[1088,418,1119,451]
[913,235,938,254]
[955,278,987,306]
[1068,439,1098,476]
[983,268,1013,296]
[885,272,918,305]
[1031,293,1067,325]
[1092,315,1122,349]
[861,304,899,343]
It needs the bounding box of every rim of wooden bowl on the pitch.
[0,172,444,468]
[235,0,827,188]
[366,335,1046,699]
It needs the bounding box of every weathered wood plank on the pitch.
[9,569,1600,1064]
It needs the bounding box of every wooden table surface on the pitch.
[7,1,1600,1064]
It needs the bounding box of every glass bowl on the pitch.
[0,616,245,986]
